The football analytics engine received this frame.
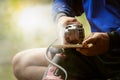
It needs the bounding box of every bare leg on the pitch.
[12,48,50,80]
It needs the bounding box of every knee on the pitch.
[12,48,49,80]
[12,49,27,79]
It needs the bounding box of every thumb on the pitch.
[82,36,95,48]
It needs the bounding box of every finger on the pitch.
[82,33,96,47]
[76,48,89,56]
[66,21,81,26]
[82,38,95,48]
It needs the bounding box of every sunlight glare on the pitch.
[17,5,52,34]
[15,5,56,46]
[18,6,41,31]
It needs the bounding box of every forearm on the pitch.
[52,0,84,21]
[107,31,120,50]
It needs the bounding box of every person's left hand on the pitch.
[76,32,110,56]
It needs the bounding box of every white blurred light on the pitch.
[17,5,55,37]
[18,6,50,32]
[18,7,40,28]
[14,5,57,46]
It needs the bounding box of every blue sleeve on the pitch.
[52,0,84,20]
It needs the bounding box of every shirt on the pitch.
[52,0,120,51]
[52,0,120,78]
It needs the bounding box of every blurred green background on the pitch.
[0,0,90,80]
[0,0,55,80]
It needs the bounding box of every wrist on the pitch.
[107,31,120,50]
[55,13,67,23]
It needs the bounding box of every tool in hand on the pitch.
[42,24,85,80]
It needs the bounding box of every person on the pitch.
[12,0,120,80]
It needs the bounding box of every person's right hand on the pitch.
[57,16,82,44]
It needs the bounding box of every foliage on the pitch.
[0,0,52,80]
[0,0,90,80]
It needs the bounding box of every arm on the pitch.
[108,31,120,50]
[52,0,84,21]
[52,0,84,44]
[76,30,120,56]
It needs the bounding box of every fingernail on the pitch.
[87,43,93,48]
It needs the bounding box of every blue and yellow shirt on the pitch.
[52,0,120,51]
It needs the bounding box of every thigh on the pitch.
[12,48,51,80]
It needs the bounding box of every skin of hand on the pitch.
[57,16,82,44]
[76,32,110,56]
[57,16,81,27]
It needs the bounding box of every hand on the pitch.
[76,32,110,56]
[57,16,81,27]
[57,16,82,44]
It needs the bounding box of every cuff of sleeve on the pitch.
[54,13,67,22]
[107,31,120,50]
